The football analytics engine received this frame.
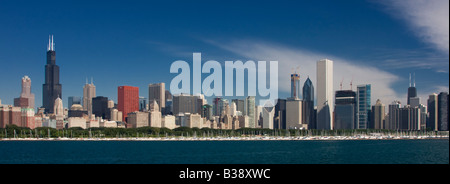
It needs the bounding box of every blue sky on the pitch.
[0,0,448,108]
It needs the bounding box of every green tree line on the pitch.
[0,124,447,139]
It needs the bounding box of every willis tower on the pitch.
[42,35,62,114]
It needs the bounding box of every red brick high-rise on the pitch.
[118,86,139,123]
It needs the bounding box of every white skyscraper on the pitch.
[317,59,334,130]
[262,105,275,129]
[149,100,162,128]
[54,97,64,116]
[230,102,237,116]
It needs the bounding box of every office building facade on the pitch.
[427,93,438,131]
[14,76,35,109]
[317,59,333,130]
[372,99,385,129]
[42,35,62,114]
[303,77,315,129]
[83,80,96,116]
[334,90,356,130]
[437,92,449,131]
[357,84,371,129]
[148,83,165,112]
[92,96,109,119]
[291,73,300,99]
[118,86,139,122]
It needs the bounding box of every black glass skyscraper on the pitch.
[303,77,315,129]
[438,92,449,131]
[92,96,109,119]
[42,35,62,114]
[334,90,357,130]
[407,73,417,105]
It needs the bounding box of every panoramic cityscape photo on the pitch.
[0,0,448,179]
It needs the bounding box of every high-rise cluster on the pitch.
[0,37,448,132]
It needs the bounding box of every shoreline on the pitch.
[1,135,448,141]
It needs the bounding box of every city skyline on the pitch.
[0,0,448,109]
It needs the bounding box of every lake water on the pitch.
[0,139,448,164]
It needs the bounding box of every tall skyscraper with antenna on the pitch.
[407,73,417,105]
[42,35,62,114]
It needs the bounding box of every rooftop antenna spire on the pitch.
[91,77,93,85]
[409,73,412,87]
[340,77,344,90]
[47,35,51,51]
[51,35,54,51]
[86,77,88,84]
[350,76,354,91]
[413,73,416,87]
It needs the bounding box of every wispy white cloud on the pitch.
[205,39,403,105]
[366,48,449,72]
[377,0,449,54]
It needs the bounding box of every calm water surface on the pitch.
[0,139,448,164]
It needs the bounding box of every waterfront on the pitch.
[0,139,448,164]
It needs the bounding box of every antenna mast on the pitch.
[350,76,353,91]
[409,73,411,87]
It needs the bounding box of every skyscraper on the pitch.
[42,35,62,114]
[437,92,449,131]
[418,104,427,130]
[230,102,237,116]
[262,105,274,129]
[396,105,421,130]
[302,76,315,129]
[92,96,109,119]
[149,100,162,128]
[407,73,417,105]
[334,90,356,130]
[14,76,35,109]
[286,99,304,129]
[148,83,165,112]
[54,96,64,129]
[274,99,286,129]
[213,97,222,117]
[83,79,96,116]
[317,59,333,130]
[291,73,300,99]
[202,104,213,120]
[118,86,139,122]
[388,101,401,130]
[427,93,438,131]
[357,84,371,129]
[232,99,245,114]
[372,99,385,129]
[245,96,256,128]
